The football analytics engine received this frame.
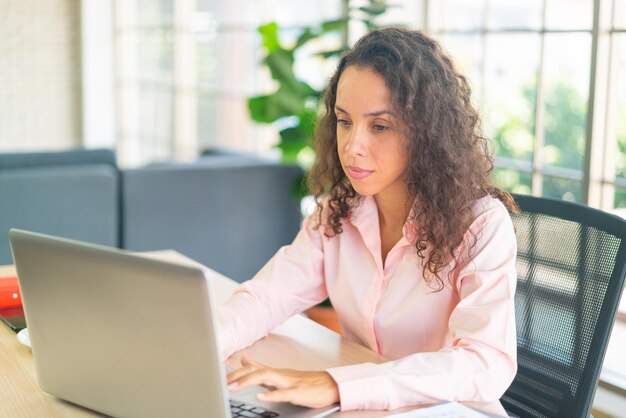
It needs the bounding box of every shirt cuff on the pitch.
[326,362,390,410]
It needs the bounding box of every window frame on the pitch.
[423,0,626,321]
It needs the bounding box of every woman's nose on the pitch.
[344,126,367,157]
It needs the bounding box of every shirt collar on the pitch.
[349,195,418,246]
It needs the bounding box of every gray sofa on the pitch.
[0,148,303,283]
[0,149,120,265]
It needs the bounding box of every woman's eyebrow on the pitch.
[334,105,349,114]
[334,105,394,117]
[365,109,394,117]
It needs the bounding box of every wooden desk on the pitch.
[0,260,507,417]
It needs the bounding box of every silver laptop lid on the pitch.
[9,229,230,418]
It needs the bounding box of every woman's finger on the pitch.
[227,355,272,385]
[229,368,293,391]
[240,355,263,368]
[226,363,260,384]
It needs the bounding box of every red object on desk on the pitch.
[0,276,22,308]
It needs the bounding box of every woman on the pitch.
[218,27,518,411]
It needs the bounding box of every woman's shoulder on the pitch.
[472,193,510,216]
[469,194,515,230]
[457,194,516,267]
[303,195,366,236]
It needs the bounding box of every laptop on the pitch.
[9,229,339,418]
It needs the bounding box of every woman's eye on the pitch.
[337,119,351,126]
[373,124,389,131]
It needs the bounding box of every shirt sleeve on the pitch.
[326,201,518,411]
[216,215,329,360]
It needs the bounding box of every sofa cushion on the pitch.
[122,162,303,282]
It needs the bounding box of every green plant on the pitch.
[247,1,397,196]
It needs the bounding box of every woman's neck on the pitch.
[374,190,410,230]
[375,191,411,264]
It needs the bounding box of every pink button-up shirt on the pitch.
[217,195,517,411]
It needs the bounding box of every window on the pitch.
[114,0,626,208]
[114,0,342,167]
[428,0,594,203]
[432,0,626,213]
[115,0,175,166]
[114,0,626,318]
[424,0,626,324]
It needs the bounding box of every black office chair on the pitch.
[501,194,626,418]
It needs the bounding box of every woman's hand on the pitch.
[227,356,340,409]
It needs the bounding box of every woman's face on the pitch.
[335,65,409,203]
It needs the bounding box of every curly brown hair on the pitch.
[308,27,517,290]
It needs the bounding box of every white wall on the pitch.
[0,0,82,151]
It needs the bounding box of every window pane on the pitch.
[542,175,581,202]
[135,0,173,26]
[197,95,219,151]
[138,83,173,142]
[198,95,271,152]
[615,35,626,180]
[541,33,590,171]
[274,0,342,27]
[196,35,217,89]
[197,30,259,95]
[439,34,483,102]
[493,168,532,195]
[137,28,174,81]
[136,83,174,163]
[195,0,263,26]
[428,0,486,32]
[616,0,626,28]
[376,0,425,29]
[545,0,593,30]
[614,187,626,209]
[483,34,540,164]
[487,0,543,30]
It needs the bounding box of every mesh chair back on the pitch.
[501,194,626,418]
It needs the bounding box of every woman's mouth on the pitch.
[346,166,374,180]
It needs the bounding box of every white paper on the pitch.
[387,402,491,418]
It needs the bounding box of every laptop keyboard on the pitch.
[229,400,280,417]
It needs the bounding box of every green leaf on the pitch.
[297,109,318,142]
[362,19,378,31]
[295,27,319,50]
[258,22,281,52]
[275,85,307,113]
[248,95,283,123]
[248,86,306,123]
[293,19,349,52]
[276,141,305,164]
[321,18,349,32]
[279,126,308,142]
[359,5,388,16]
[277,124,310,163]
[264,49,296,83]
[289,174,307,200]
[295,81,318,97]
[315,47,349,59]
